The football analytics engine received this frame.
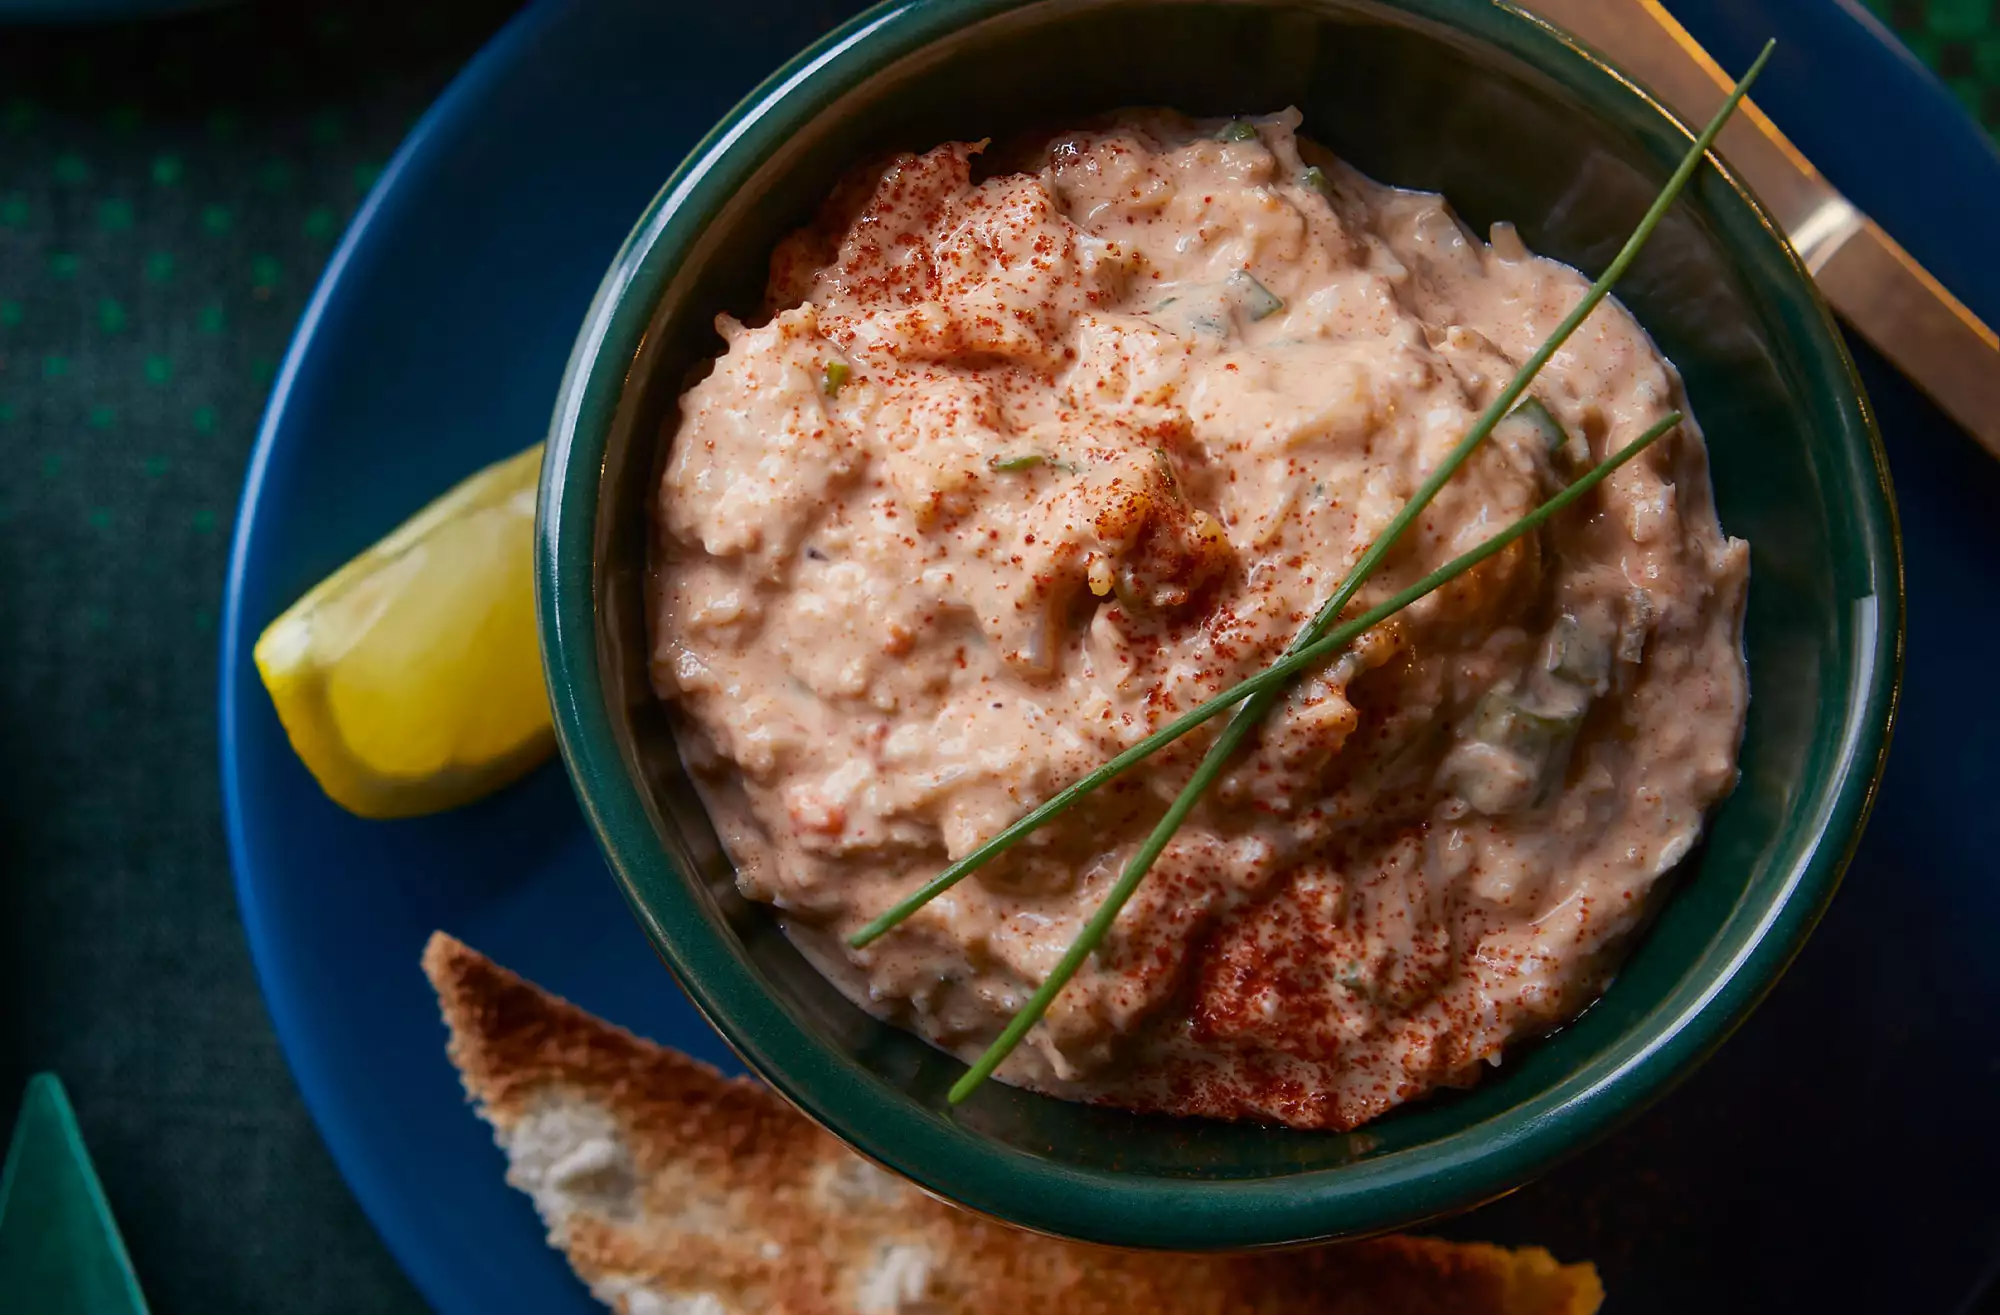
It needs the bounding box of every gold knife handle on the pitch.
[1524,0,2000,457]
[1813,219,2000,458]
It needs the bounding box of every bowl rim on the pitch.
[538,0,1903,1248]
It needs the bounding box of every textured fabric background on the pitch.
[1876,0,2000,133]
[0,2,1991,1313]
[0,5,524,1312]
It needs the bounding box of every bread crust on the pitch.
[423,931,1603,1315]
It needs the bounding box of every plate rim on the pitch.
[214,0,1979,1299]
[215,0,578,1305]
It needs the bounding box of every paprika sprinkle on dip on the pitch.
[649,109,1748,1130]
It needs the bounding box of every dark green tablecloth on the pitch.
[0,2,1991,1313]
[0,5,521,1311]
[1884,0,2000,130]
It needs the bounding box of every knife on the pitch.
[1524,0,2000,458]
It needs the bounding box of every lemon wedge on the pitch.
[254,443,553,819]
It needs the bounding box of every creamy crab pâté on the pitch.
[648,110,1748,1130]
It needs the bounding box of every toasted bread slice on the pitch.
[423,932,1603,1315]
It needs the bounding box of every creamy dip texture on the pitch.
[649,110,1748,1130]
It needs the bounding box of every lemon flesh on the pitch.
[253,443,553,819]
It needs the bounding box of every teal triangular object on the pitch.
[0,1074,150,1314]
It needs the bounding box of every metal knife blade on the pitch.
[1524,0,2000,457]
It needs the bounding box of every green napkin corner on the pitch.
[0,1075,150,1315]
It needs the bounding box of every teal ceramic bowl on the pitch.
[539,0,1901,1248]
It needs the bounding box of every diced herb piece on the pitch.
[1189,312,1230,337]
[988,452,1047,473]
[1228,269,1284,321]
[1506,396,1564,448]
[1549,610,1612,687]
[1111,565,1147,613]
[1217,118,1260,142]
[1501,396,1586,474]
[1472,690,1581,763]
[1451,690,1586,815]
[1154,296,1179,310]
[822,361,850,395]
[1301,165,1335,199]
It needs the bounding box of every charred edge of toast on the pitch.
[422,931,830,1193]
[421,932,1605,1315]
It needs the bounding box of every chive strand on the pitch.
[946,411,1682,1103]
[849,40,1769,954]
[947,45,1770,1102]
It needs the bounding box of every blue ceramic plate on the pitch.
[218,1,2000,1310]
